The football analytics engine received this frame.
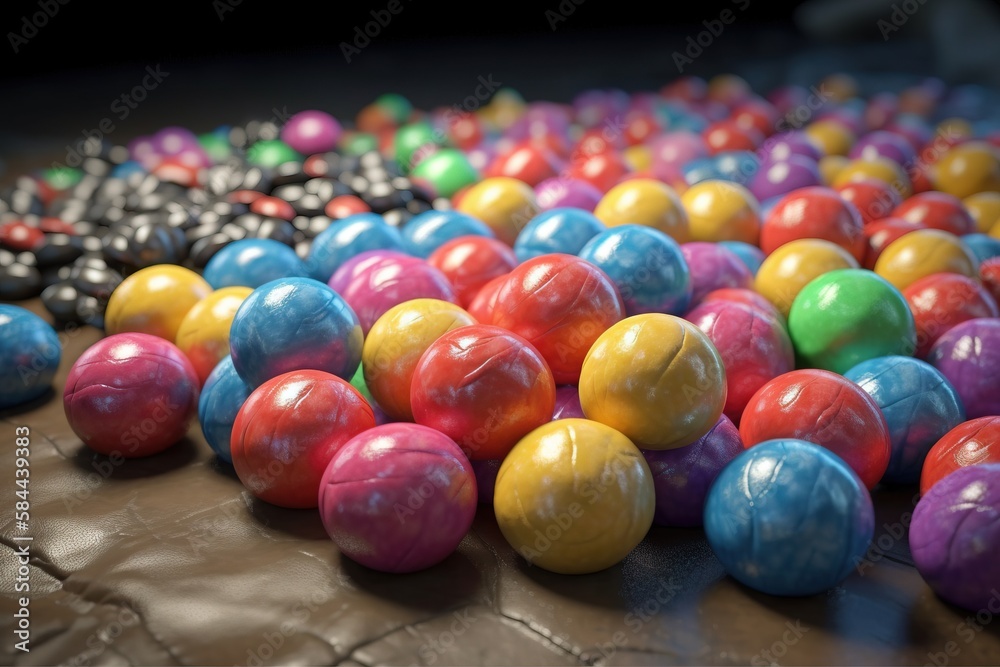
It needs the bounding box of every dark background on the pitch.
[1,0,999,180]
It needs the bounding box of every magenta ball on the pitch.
[281,110,342,156]
[849,130,916,166]
[535,177,603,212]
[642,414,744,527]
[649,132,709,181]
[680,242,754,307]
[471,458,502,504]
[64,333,199,458]
[552,385,585,420]
[152,126,201,156]
[748,155,821,202]
[909,463,1000,611]
[318,423,478,573]
[927,318,1000,419]
[327,249,413,295]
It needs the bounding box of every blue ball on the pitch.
[844,356,965,484]
[704,439,874,597]
[514,208,606,263]
[111,161,147,179]
[578,224,691,316]
[401,210,494,258]
[713,151,760,185]
[719,240,766,276]
[960,233,1000,265]
[198,355,252,463]
[203,238,310,289]
[682,157,723,186]
[0,305,61,410]
[307,213,408,281]
[229,277,363,388]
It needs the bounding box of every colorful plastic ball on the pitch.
[932,141,1000,199]
[747,156,821,203]
[326,249,411,295]
[197,355,252,464]
[703,120,762,155]
[105,264,212,341]
[325,194,372,219]
[566,151,629,194]
[964,191,1000,233]
[910,463,1000,611]
[642,412,743,528]
[648,131,709,182]
[844,356,965,485]
[874,228,979,291]
[400,209,494,258]
[0,304,61,409]
[927,318,1000,419]
[903,273,999,358]
[805,119,856,157]
[485,143,562,187]
[718,241,766,275]
[64,333,199,457]
[788,268,916,374]
[246,139,301,169]
[680,242,754,307]
[891,192,976,236]
[849,130,916,166]
[961,233,1000,265]
[410,325,556,460]
[409,148,479,198]
[679,180,761,245]
[493,418,655,575]
[231,369,374,508]
[490,254,625,384]
[593,179,690,243]
[318,422,477,573]
[552,385,585,420]
[174,286,253,386]
[394,121,442,173]
[711,150,761,185]
[703,438,874,597]
[428,236,518,308]
[578,225,691,316]
[740,368,891,489]
[455,176,540,246]
[759,131,822,164]
[835,178,903,225]
[534,177,603,212]
[862,217,923,270]
[818,155,849,186]
[700,287,784,323]
[920,417,1000,495]
[686,300,794,426]
[580,314,726,450]
[466,273,507,324]
[202,238,309,290]
[513,208,606,263]
[760,186,866,262]
[362,299,476,422]
[348,363,390,425]
[983,258,1000,305]
[279,110,341,156]
[307,213,408,282]
[229,277,363,388]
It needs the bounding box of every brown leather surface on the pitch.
[2,297,1000,667]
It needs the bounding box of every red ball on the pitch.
[567,152,629,193]
[573,128,624,161]
[231,369,375,508]
[485,143,563,187]
[410,324,556,460]
[447,112,484,150]
[427,235,519,308]
[835,178,903,225]
[0,221,44,252]
[703,120,763,155]
[325,195,371,219]
[862,217,923,270]
[920,417,1000,496]
[761,187,866,262]
[490,253,626,384]
[892,192,976,236]
[250,195,296,221]
[981,257,1000,305]
[466,273,508,323]
[739,369,892,489]
[623,110,663,146]
[903,273,1000,358]
[63,333,199,458]
[731,99,779,139]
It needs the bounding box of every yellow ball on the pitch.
[805,120,856,157]
[456,176,539,246]
[820,73,859,103]
[493,418,655,575]
[754,239,860,319]
[623,144,652,172]
[362,298,476,421]
[831,156,912,199]
[680,179,761,245]
[873,229,979,291]
[818,155,849,186]
[936,117,974,142]
[989,218,1000,241]
[933,141,1000,199]
[579,314,725,450]
[594,178,690,243]
[174,286,253,385]
[105,265,213,341]
[964,191,1000,233]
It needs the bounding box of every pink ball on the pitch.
[281,110,342,156]
[64,333,199,457]
[152,126,201,156]
[318,423,477,573]
[534,177,603,212]
[327,249,412,296]
[649,132,709,182]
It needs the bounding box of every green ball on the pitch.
[394,122,442,173]
[198,133,232,162]
[350,363,376,406]
[375,93,413,124]
[788,268,916,375]
[246,139,301,168]
[340,132,378,156]
[42,166,82,190]
[409,148,479,198]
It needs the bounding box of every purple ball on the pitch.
[318,423,477,573]
[680,242,754,307]
[909,463,1000,611]
[280,110,342,156]
[327,249,413,295]
[552,385,585,420]
[642,414,744,527]
[127,135,157,162]
[849,130,917,166]
[747,155,821,202]
[927,318,1000,419]
[535,177,603,212]
[759,131,822,165]
[471,458,502,504]
[152,126,201,156]
[507,102,571,141]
